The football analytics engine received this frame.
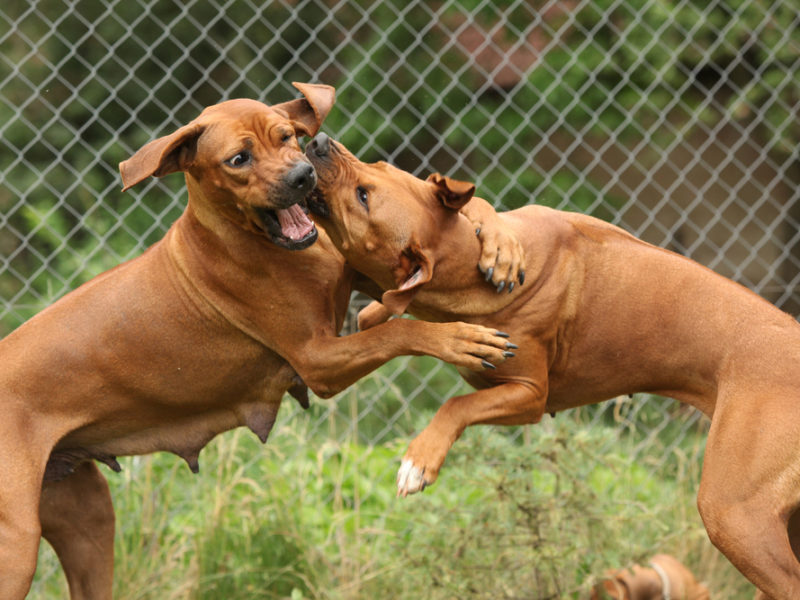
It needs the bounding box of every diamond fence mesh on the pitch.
[1,0,799,597]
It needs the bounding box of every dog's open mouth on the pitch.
[252,201,318,250]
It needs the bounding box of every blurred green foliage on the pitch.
[2,0,797,332]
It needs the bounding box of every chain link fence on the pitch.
[1,0,799,596]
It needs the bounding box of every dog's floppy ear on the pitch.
[381,239,434,316]
[273,82,336,138]
[119,123,204,191]
[426,172,476,211]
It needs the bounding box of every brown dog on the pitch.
[0,85,518,599]
[306,132,800,599]
[590,554,710,600]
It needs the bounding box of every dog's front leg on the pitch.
[288,318,516,399]
[356,301,394,331]
[0,412,54,599]
[397,378,547,496]
[40,461,115,600]
[460,196,525,292]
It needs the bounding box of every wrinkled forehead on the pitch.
[197,99,292,130]
[366,161,429,195]
[334,150,419,187]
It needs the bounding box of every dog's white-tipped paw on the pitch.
[397,459,427,497]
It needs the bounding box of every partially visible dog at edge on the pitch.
[0,84,520,599]
[305,132,800,600]
[590,554,710,600]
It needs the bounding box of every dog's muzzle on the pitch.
[305,134,333,217]
[246,161,320,250]
[308,132,331,159]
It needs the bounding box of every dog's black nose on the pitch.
[285,161,315,191]
[310,133,330,157]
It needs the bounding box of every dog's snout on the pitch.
[285,162,316,191]
[310,133,330,158]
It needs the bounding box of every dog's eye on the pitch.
[281,133,294,144]
[225,150,252,168]
[356,186,369,210]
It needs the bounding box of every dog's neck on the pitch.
[165,183,348,348]
[183,175,253,247]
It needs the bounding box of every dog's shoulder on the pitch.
[503,204,629,246]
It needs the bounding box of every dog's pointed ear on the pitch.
[426,173,476,211]
[273,82,336,138]
[381,240,434,316]
[119,123,204,192]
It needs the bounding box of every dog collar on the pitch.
[650,560,671,600]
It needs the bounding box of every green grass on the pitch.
[31,412,755,599]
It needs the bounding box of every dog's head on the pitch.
[306,133,475,314]
[589,555,710,600]
[120,82,335,250]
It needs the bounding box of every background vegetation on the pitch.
[3,0,798,597]
[2,0,798,330]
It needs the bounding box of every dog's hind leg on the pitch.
[40,461,115,600]
[754,509,800,600]
[697,393,800,600]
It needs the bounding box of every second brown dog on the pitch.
[306,133,800,599]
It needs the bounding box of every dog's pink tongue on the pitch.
[277,204,315,240]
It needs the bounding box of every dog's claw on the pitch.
[506,342,518,349]
[503,351,516,358]
[519,270,526,285]
[485,267,494,282]
[481,360,496,370]
[495,331,510,338]
[508,281,514,293]
[496,281,505,293]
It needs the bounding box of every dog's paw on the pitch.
[357,301,393,330]
[396,459,433,497]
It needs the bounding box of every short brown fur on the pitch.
[307,134,800,599]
